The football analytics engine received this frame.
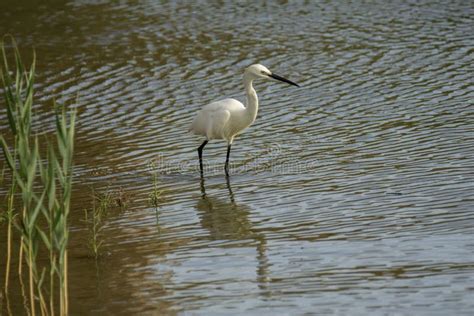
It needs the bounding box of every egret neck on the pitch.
[244,74,258,124]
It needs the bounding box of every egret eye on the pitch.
[261,70,268,75]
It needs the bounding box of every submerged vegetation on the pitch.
[0,39,76,315]
[83,190,111,260]
[148,160,162,208]
[83,187,131,259]
[147,160,163,232]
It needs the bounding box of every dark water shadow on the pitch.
[197,176,270,291]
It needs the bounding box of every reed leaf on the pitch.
[0,137,15,171]
[1,38,76,316]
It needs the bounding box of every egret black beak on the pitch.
[269,73,300,87]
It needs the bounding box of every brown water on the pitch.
[1,1,474,315]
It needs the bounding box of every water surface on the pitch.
[1,1,473,314]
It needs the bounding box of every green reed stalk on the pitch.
[2,169,15,294]
[1,38,76,316]
[54,104,75,316]
[1,38,39,316]
[1,164,16,316]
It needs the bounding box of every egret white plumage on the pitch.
[190,64,299,176]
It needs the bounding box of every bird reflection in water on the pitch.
[197,176,270,291]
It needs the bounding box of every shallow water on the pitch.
[1,0,474,314]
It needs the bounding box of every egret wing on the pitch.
[207,109,231,140]
[190,98,244,139]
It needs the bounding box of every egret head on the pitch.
[245,64,299,87]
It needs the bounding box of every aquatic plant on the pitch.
[0,38,76,316]
[84,189,112,259]
[83,186,132,259]
[147,160,162,208]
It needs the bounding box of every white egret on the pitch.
[190,64,299,176]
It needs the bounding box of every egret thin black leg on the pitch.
[225,144,232,177]
[199,174,207,198]
[198,140,208,175]
[225,173,235,204]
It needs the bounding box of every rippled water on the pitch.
[1,1,474,314]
